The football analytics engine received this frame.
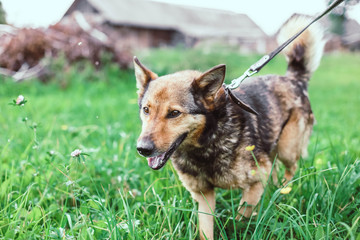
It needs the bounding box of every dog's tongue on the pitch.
[147,152,166,170]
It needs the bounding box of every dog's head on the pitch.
[134,57,226,170]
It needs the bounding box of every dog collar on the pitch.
[223,85,259,116]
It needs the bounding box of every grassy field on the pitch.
[0,49,359,239]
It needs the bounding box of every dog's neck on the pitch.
[198,91,247,146]
[172,92,249,177]
[173,96,249,178]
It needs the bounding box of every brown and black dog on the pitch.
[134,15,324,239]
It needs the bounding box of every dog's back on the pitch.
[232,14,325,174]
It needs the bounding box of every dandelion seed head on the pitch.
[130,189,141,198]
[65,180,74,186]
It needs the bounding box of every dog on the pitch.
[134,15,324,240]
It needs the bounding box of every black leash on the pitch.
[224,0,345,115]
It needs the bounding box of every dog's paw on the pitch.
[236,207,257,220]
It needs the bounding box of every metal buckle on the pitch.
[226,68,257,90]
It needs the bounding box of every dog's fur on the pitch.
[134,15,324,240]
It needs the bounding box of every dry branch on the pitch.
[0,12,132,81]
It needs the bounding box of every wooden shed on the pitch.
[65,0,268,52]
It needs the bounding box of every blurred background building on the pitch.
[0,0,359,81]
[65,0,268,52]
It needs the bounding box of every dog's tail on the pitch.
[277,14,325,79]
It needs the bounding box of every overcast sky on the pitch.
[2,0,359,35]
[2,0,74,28]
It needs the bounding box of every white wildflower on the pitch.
[71,149,82,157]
[16,95,25,105]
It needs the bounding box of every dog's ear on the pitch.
[133,56,158,98]
[194,64,226,103]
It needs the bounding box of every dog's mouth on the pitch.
[147,133,187,170]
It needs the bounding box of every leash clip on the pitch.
[227,68,257,90]
[250,55,270,72]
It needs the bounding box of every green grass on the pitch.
[0,49,359,239]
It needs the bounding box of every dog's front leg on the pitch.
[194,190,215,240]
[238,181,264,218]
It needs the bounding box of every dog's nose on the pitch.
[137,140,155,157]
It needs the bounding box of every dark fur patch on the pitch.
[287,45,307,76]
[233,77,279,154]
[173,87,247,179]
[172,70,313,182]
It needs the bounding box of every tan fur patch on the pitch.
[138,70,206,152]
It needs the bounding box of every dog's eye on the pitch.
[168,110,181,118]
[143,107,150,115]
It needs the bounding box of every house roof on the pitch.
[68,0,267,39]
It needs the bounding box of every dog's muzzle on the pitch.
[137,133,188,170]
[137,139,156,157]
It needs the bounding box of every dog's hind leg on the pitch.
[277,108,314,182]
[300,113,315,159]
[194,190,215,240]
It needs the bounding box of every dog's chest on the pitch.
[172,150,253,192]
[172,130,253,190]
